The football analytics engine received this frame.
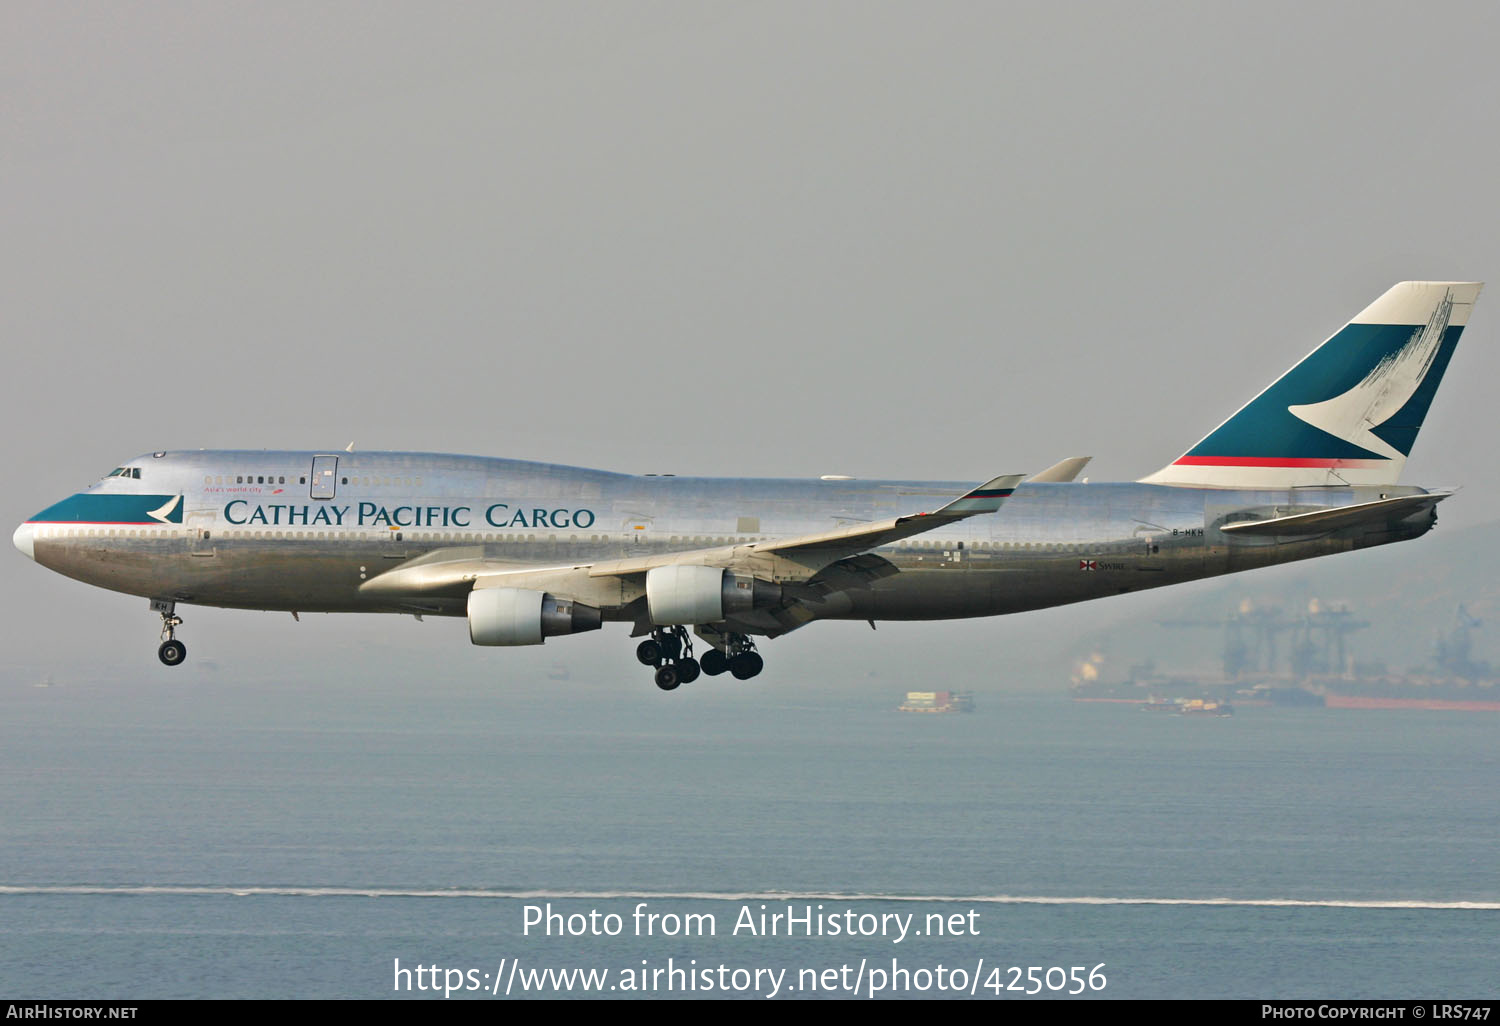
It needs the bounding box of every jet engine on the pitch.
[645,565,781,625]
[468,587,602,646]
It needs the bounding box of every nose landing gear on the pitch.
[152,599,186,667]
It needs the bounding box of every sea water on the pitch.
[1,674,1494,999]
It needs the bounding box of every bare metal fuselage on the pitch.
[26,451,1436,634]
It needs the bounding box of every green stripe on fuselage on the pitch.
[27,493,184,525]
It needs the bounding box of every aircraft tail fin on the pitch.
[1141,281,1482,489]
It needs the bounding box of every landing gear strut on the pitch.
[640,625,700,690]
[154,600,186,667]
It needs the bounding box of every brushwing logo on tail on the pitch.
[1138,281,1481,489]
[1286,290,1455,461]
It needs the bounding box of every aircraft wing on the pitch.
[1218,491,1451,537]
[359,473,1024,603]
[585,473,1025,579]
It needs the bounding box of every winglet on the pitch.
[930,474,1025,516]
[1028,457,1092,483]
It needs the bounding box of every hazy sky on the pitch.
[4,2,1497,685]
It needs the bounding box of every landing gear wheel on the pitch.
[700,649,728,676]
[729,651,764,680]
[676,657,701,684]
[158,640,187,667]
[154,602,186,666]
[636,640,662,666]
[654,665,681,691]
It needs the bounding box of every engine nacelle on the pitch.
[468,587,602,646]
[645,565,781,625]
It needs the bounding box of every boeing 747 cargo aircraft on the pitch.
[13,281,1481,690]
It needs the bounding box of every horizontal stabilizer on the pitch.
[1218,491,1451,537]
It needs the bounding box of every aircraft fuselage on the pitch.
[19,450,1435,628]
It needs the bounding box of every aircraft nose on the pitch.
[13,521,35,561]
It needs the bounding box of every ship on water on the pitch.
[1071,600,1500,711]
[898,690,975,713]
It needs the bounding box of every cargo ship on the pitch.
[1071,601,1500,711]
[898,690,975,713]
[1134,695,1234,715]
[1173,697,1234,716]
[1316,674,1500,711]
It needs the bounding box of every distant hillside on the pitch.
[1061,519,1500,684]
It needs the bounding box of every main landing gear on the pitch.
[713,632,764,681]
[636,625,700,691]
[638,628,763,690]
[153,599,186,667]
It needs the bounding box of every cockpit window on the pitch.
[106,468,142,479]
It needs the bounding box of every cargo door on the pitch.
[1133,525,1167,574]
[188,511,216,557]
[309,456,339,500]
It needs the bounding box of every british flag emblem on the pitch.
[1079,560,1097,571]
